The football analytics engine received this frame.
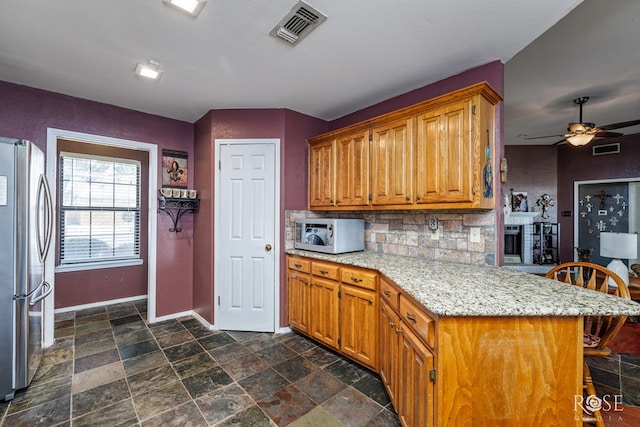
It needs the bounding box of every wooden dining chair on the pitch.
[546,262,630,427]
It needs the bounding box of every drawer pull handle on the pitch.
[319,269,329,275]
[294,263,302,268]
[351,277,363,283]
[406,312,417,323]
[382,290,392,298]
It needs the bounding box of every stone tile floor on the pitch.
[0,300,400,426]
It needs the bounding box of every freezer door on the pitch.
[0,138,17,400]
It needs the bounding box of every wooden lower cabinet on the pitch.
[309,276,340,350]
[381,298,434,427]
[287,270,310,334]
[287,256,378,371]
[398,321,435,427]
[340,284,378,370]
[379,300,400,406]
[288,256,583,426]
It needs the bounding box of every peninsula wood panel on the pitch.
[437,316,582,426]
[379,300,400,408]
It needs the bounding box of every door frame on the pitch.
[573,176,640,264]
[214,138,281,332]
[44,128,158,346]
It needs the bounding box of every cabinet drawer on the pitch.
[312,261,340,281]
[399,295,435,348]
[288,257,311,273]
[379,277,400,310]
[341,267,377,291]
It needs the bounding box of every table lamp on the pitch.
[600,232,638,287]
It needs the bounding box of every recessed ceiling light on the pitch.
[162,0,207,17]
[135,60,163,81]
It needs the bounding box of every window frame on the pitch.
[57,151,143,271]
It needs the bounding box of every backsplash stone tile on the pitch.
[285,209,497,266]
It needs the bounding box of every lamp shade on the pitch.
[600,232,638,260]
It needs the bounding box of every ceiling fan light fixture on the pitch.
[566,133,595,146]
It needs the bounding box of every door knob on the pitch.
[265,244,272,251]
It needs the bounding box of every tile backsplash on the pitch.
[285,210,497,266]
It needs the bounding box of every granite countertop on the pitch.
[286,249,640,317]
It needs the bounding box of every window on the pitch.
[59,152,141,265]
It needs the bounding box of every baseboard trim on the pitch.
[54,295,147,314]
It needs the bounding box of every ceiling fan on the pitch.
[525,96,640,146]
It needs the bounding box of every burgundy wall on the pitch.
[329,61,504,130]
[0,80,195,316]
[504,145,559,222]
[192,109,326,325]
[557,136,640,262]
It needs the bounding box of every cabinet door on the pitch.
[336,131,370,207]
[340,284,378,370]
[379,300,400,407]
[398,324,435,427]
[371,118,413,206]
[416,99,473,204]
[287,270,310,334]
[310,277,340,350]
[309,139,335,208]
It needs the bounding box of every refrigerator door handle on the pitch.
[36,174,53,263]
[30,281,52,306]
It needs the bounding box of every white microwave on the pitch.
[294,218,365,254]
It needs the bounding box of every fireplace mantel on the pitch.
[505,212,540,225]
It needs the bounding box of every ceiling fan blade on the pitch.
[524,134,564,140]
[594,131,623,138]
[598,119,640,131]
[552,138,568,146]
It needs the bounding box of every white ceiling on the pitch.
[505,0,640,145]
[0,0,584,127]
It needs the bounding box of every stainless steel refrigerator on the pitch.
[0,137,53,401]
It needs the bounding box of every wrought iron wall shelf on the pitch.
[158,196,199,232]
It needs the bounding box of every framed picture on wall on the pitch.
[162,149,188,188]
[511,191,528,212]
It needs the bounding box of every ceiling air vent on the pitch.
[270,1,327,45]
[592,143,620,156]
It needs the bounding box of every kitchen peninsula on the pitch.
[286,249,640,426]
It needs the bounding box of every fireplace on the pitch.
[504,225,524,263]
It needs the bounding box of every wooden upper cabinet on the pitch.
[306,82,501,211]
[371,117,413,206]
[336,131,370,207]
[416,99,473,204]
[308,138,335,208]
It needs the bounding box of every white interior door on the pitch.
[217,141,277,332]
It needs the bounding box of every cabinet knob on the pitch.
[395,328,403,334]
[416,195,421,201]
[406,196,411,202]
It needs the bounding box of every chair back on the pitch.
[545,262,630,353]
